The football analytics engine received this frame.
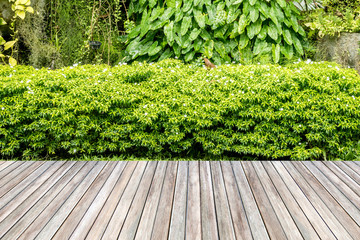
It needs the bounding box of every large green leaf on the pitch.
[166,0,176,8]
[148,42,162,56]
[259,1,270,18]
[149,7,164,22]
[272,43,280,63]
[185,50,195,62]
[249,8,259,23]
[238,15,248,34]
[149,0,157,8]
[214,41,226,58]
[249,0,257,6]
[175,10,184,22]
[292,33,304,55]
[238,34,249,49]
[269,7,278,26]
[267,22,278,41]
[258,26,267,40]
[158,48,173,61]
[160,8,175,21]
[214,25,229,39]
[183,0,193,12]
[283,29,293,45]
[164,22,175,45]
[128,25,141,39]
[194,38,203,51]
[281,44,294,59]
[194,9,206,28]
[189,28,202,41]
[290,15,299,32]
[204,40,214,58]
[247,19,262,39]
[150,19,168,31]
[253,38,268,56]
[181,16,192,36]
[140,23,150,38]
[276,0,286,8]
[200,29,211,40]
[227,7,241,24]
[232,0,244,4]
[230,21,239,38]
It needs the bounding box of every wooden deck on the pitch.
[0,161,359,240]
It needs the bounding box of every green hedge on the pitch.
[1,59,360,159]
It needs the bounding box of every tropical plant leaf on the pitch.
[238,15,248,34]
[164,22,175,45]
[4,40,17,50]
[184,50,195,62]
[194,9,206,28]
[267,22,278,41]
[189,28,202,41]
[292,33,304,55]
[283,29,293,45]
[148,42,162,56]
[272,43,280,63]
[249,0,257,6]
[247,19,262,39]
[238,34,249,49]
[249,8,259,23]
[181,16,192,36]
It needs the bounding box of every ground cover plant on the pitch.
[1,59,360,160]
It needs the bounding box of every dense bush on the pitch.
[1,59,360,160]
[126,0,307,64]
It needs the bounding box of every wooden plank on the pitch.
[0,161,15,172]
[68,161,127,240]
[0,161,23,180]
[210,161,236,239]
[152,161,178,240]
[51,161,118,240]
[0,161,54,210]
[271,161,336,239]
[100,161,148,239]
[231,161,269,240]
[185,161,202,239]
[117,161,158,240]
[134,161,168,240]
[0,161,43,197]
[0,162,75,238]
[252,161,303,240]
[31,162,107,240]
[303,162,360,226]
[242,162,287,240]
[294,162,360,239]
[281,162,352,240]
[333,162,360,185]
[221,161,252,240]
[199,162,218,240]
[347,161,360,174]
[16,161,98,240]
[2,161,86,240]
[0,161,61,222]
[325,162,360,197]
[262,162,320,240]
[84,162,138,240]
[312,161,360,206]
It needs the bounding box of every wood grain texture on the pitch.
[294,162,360,239]
[303,162,360,226]
[272,161,337,239]
[134,161,168,240]
[84,161,138,240]
[231,161,269,240]
[199,161,218,240]
[1,161,359,240]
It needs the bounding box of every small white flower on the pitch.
[144,112,148,116]
[336,98,340,100]
[171,70,175,73]
[297,101,300,104]
[73,149,77,153]
[231,93,234,96]
[183,104,186,106]
[279,108,283,111]
[299,125,302,127]
[189,80,192,82]
[194,111,197,114]
[94,83,98,85]
[342,76,346,79]
[327,77,330,80]
[1,107,4,110]
[173,98,176,101]
[161,104,164,107]
[143,105,147,108]
[352,96,355,99]
[184,115,187,117]
[299,142,302,145]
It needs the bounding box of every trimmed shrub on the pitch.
[1,59,360,159]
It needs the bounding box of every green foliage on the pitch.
[0,0,34,66]
[302,0,360,38]
[126,0,307,64]
[1,59,360,160]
